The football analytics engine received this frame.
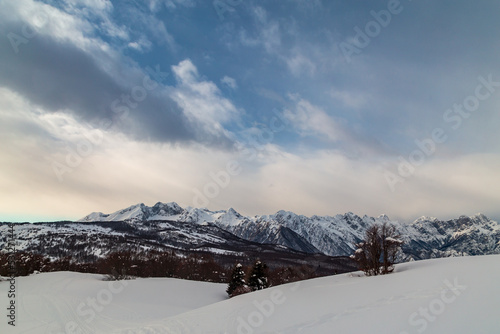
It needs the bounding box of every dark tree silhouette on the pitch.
[248,260,269,291]
[351,223,403,276]
[226,263,248,297]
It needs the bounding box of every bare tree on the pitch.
[351,223,403,276]
[380,223,403,274]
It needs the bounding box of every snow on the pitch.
[195,247,243,256]
[215,207,245,226]
[78,204,146,222]
[386,236,404,243]
[148,214,181,221]
[75,202,500,259]
[0,272,226,333]
[1,255,499,333]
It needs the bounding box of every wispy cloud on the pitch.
[284,98,345,142]
[285,49,316,76]
[330,89,368,109]
[170,59,240,144]
[221,76,237,90]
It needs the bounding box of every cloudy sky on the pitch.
[1,0,499,223]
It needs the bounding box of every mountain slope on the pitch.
[401,213,500,259]
[148,254,500,334]
[79,202,184,222]
[0,219,356,276]
[78,202,500,259]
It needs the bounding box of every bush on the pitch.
[350,223,403,276]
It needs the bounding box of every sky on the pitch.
[0,0,499,223]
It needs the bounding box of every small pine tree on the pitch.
[226,263,247,297]
[248,260,269,291]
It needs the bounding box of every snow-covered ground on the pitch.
[1,255,499,333]
[0,272,226,333]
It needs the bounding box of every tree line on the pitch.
[0,222,404,287]
[0,250,320,287]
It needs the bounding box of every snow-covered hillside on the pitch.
[1,255,498,333]
[79,202,500,259]
[0,272,227,333]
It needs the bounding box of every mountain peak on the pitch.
[413,216,438,224]
[274,210,298,218]
[79,211,107,222]
[74,202,500,259]
[471,213,490,222]
[344,212,360,220]
[376,214,392,223]
[153,201,182,208]
[226,207,240,216]
[215,207,244,226]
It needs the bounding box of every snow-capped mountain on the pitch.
[401,213,500,259]
[78,202,500,260]
[0,206,357,275]
[79,202,184,222]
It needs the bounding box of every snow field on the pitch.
[0,255,499,333]
[122,255,500,334]
[0,272,226,333]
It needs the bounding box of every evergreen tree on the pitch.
[248,260,269,291]
[226,263,247,297]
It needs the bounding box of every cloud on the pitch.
[330,89,368,109]
[0,0,95,50]
[0,0,238,147]
[58,0,129,40]
[147,0,196,12]
[239,6,281,53]
[285,49,316,76]
[221,76,237,90]
[1,0,499,224]
[0,32,194,142]
[118,2,177,49]
[286,0,323,12]
[236,4,342,78]
[283,97,393,158]
[284,98,345,142]
[170,59,240,144]
[267,151,500,221]
[127,36,153,52]
[1,87,499,222]
[0,87,235,219]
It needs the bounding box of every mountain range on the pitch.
[1,202,499,272]
[78,202,500,260]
